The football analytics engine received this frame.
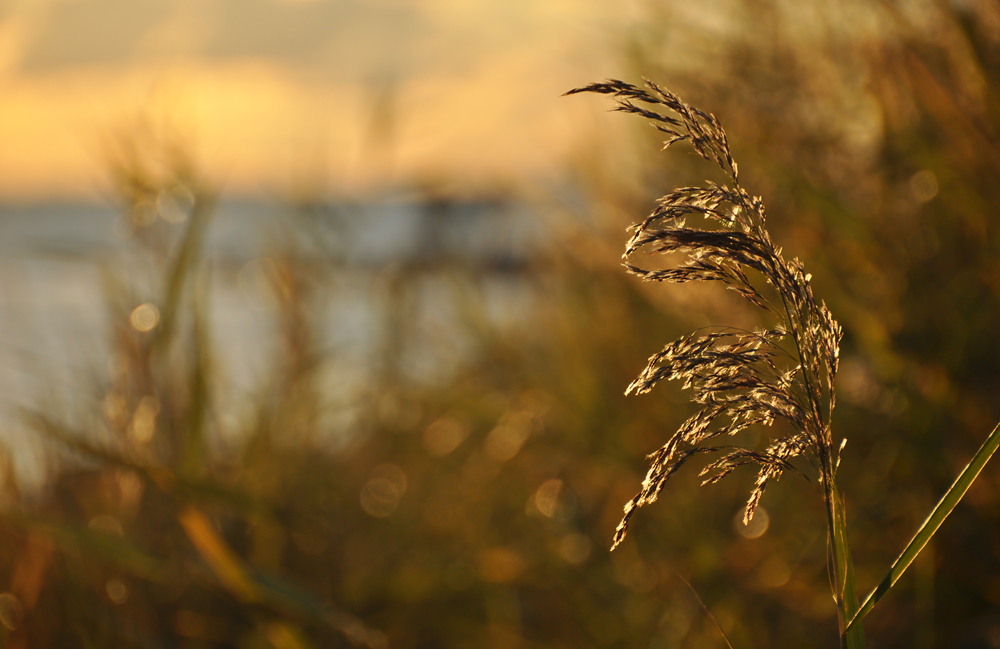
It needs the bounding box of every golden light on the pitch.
[129,395,161,444]
[533,478,562,518]
[423,417,469,456]
[102,391,128,427]
[484,410,533,461]
[734,507,770,539]
[129,303,160,332]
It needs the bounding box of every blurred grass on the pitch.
[0,1,997,648]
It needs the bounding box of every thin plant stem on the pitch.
[828,482,864,648]
[675,571,736,649]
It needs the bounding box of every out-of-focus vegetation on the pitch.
[0,1,998,648]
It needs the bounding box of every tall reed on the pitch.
[568,78,1000,648]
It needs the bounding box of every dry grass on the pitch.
[567,79,870,646]
[569,74,1000,649]
[566,79,843,546]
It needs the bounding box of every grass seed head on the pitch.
[567,80,843,549]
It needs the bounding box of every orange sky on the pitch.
[0,0,647,202]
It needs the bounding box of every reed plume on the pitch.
[565,79,844,552]
[569,76,1000,649]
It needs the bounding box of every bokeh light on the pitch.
[129,303,160,332]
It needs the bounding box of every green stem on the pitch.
[828,481,865,648]
[845,420,1000,633]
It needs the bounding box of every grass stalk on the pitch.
[567,78,862,645]
[571,75,998,647]
[828,482,864,648]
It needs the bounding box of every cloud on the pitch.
[0,0,621,200]
[17,0,430,81]
[19,0,172,71]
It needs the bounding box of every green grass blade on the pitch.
[0,512,167,580]
[845,420,1000,633]
[180,271,212,476]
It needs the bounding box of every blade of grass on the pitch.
[153,190,214,353]
[178,506,262,603]
[845,420,1000,633]
[180,270,212,476]
[178,506,387,648]
[262,621,315,649]
[0,512,167,581]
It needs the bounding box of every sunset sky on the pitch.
[0,0,646,202]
